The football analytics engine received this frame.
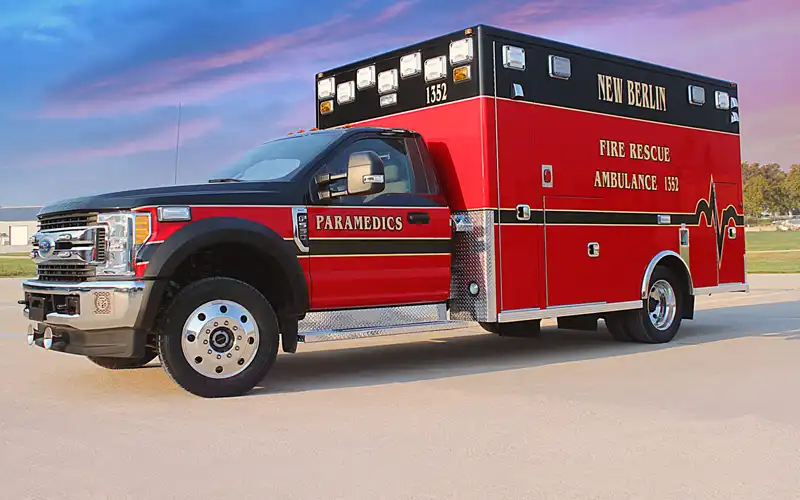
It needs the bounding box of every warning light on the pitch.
[453,65,471,83]
[320,100,334,115]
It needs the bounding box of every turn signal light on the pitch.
[134,214,151,245]
[320,100,334,115]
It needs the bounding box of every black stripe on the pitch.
[496,208,744,227]
[311,238,451,256]
[136,242,161,262]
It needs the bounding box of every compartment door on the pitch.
[544,196,608,307]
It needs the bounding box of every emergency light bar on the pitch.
[357,66,376,90]
[318,77,335,100]
[715,90,730,110]
[424,56,447,82]
[378,69,399,94]
[449,38,473,65]
[337,81,355,105]
[400,52,422,78]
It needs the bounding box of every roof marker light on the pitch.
[400,52,422,79]
[449,38,473,66]
[357,65,376,90]
[320,100,334,115]
[317,77,335,100]
[378,69,399,95]
[453,65,471,83]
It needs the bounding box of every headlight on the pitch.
[96,212,151,276]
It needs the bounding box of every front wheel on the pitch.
[625,266,683,344]
[158,277,280,398]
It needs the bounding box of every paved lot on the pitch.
[2,276,799,500]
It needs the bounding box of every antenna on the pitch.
[173,102,182,185]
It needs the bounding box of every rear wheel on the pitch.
[158,277,280,398]
[604,313,636,342]
[88,348,157,370]
[625,266,683,344]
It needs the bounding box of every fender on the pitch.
[135,217,309,332]
[640,250,694,299]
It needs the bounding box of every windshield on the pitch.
[209,131,345,182]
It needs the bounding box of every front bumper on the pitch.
[22,280,148,358]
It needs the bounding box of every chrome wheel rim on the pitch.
[648,280,677,331]
[181,300,259,379]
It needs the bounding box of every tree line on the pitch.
[742,162,800,217]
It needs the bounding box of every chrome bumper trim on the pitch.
[22,280,146,331]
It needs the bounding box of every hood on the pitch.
[38,181,305,217]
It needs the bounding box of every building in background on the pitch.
[0,206,41,254]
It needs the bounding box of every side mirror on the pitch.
[347,151,385,196]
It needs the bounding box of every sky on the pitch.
[0,0,798,207]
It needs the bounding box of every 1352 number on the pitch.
[664,176,680,192]
[426,83,448,105]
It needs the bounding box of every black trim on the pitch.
[311,238,451,256]
[136,242,161,263]
[496,207,745,227]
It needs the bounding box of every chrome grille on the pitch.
[37,263,95,282]
[39,212,97,231]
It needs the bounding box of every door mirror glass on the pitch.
[346,151,385,196]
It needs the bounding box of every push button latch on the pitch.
[588,242,600,258]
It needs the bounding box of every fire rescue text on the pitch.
[599,139,671,163]
[597,73,667,112]
[315,214,404,231]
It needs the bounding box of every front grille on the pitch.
[39,212,97,231]
[37,264,95,282]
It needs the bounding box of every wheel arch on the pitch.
[640,250,694,299]
[135,217,309,334]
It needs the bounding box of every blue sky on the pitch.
[1,0,797,206]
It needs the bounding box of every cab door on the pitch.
[307,133,452,310]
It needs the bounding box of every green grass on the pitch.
[0,258,36,278]
[747,252,800,274]
[745,231,800,252]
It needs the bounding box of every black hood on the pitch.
[38,181,306,217]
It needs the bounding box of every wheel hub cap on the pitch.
[648,280,677,331]
[181,300,260,379]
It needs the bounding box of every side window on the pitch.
[317,137,418,204]
[408,137,441,195]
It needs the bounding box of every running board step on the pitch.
[297,303,467,343]
[299,320,467,343]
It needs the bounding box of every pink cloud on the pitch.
[31,116,220,166]
[44,2,420,119]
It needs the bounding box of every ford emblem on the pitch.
[38,236,56,259]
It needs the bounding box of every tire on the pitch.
[479,319,541,338]
[158,277,280,398]
[625,265,684,344]
[88,349,157,370]
[604,313,636,342]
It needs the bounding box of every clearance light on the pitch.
[157,206,191,222]
[380,93,398,108]
[453,65,471,83]
[378,69,399,94]
[449,38,473,66]
[503,45,526,70]
[337,81,356,105]
[317,77,335,100]
[424,56,447,82]
[688,85,705,106]
[731,111,740,123]
[357,65,376,90]
[400,52,422,78]
[730,96,739,109]
[715,90,730,110]
[320,99,334,115]
[549,55,571,79]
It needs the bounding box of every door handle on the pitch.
[407,212,430,224]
